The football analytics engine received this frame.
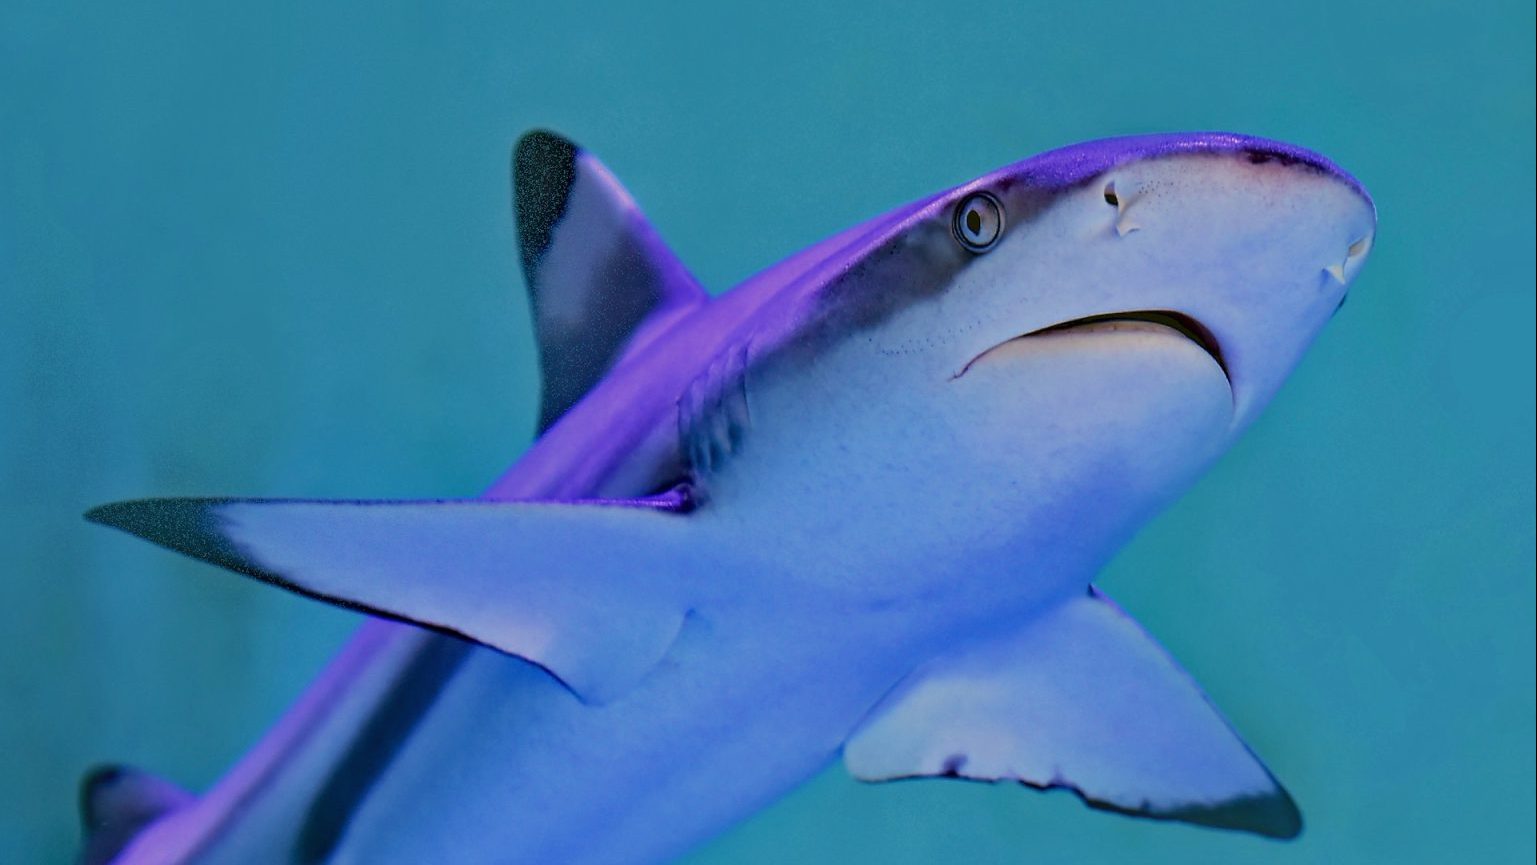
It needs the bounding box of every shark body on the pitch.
[83,131,1375,865]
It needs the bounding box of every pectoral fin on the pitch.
[86,490,699,704]
[843,588,1301,839]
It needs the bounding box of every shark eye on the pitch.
[953,192,1004,253]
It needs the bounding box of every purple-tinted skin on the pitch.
[502,133,1366,497]
[87,132,1375,865]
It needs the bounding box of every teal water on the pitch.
[2,1,1532,862]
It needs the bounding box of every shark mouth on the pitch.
[957,310,1229,383]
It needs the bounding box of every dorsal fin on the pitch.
[77,764,192,865]
[514,130,707,432]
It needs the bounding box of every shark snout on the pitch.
[1039,135,1378,432]
[1218,138,1378,296]
[1175,143,1377,431]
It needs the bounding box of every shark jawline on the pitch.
[955,309,1229,384]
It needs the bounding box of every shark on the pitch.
[80,129,1375,865]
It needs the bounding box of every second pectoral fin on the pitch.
[843,588,1301,839]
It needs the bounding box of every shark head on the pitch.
[943,133,1377,432]
[762,133,1376,588]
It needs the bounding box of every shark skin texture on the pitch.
[84,130,1376,865]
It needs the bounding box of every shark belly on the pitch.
[330,611,909,865]
[113,622,453,865]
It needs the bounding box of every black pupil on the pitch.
[966,208,983,235]
[1103,189,1118,206]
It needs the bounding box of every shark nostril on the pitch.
[1101,181,1140,236]
[1346,236,1371,259]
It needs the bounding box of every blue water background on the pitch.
[2,1,1533,862]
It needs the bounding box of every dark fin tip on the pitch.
[1163,787,1305,840]
[867,766,1302,840]
[79,764,127,827]
[1084,784,1304,841]
[77,763,193,865]
[514,129,580,275]
[85,498,496,641]
[85,497,254,578]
